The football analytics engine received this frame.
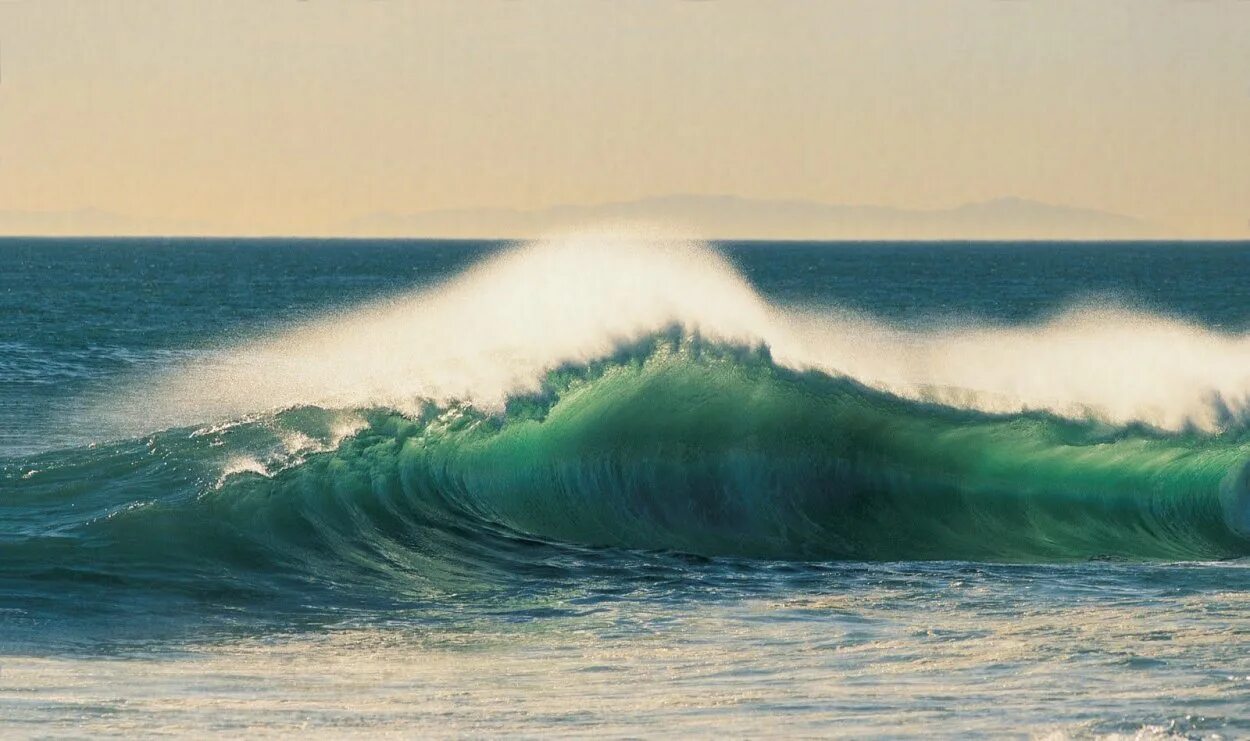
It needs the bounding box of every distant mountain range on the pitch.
[1,195,1158,239]
[344,194,1158,240]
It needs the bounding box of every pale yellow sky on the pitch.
[1,1,1247,237]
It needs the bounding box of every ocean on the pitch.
[3,236,1250,737]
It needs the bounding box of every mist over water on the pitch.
[4,236,1250,736]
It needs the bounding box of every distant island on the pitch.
[344,194,1158,241]
[2,195,1160,240]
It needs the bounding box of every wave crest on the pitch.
[96,235,1250,439]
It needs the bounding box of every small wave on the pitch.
[215,456,273,487]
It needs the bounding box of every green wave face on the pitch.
[322,335,1250,563]
[6,334,1250,612]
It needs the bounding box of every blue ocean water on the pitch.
[3,237,1250,736]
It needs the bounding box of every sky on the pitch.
[1,1,1247,237]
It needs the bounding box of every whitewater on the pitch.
[119,235,1250,434]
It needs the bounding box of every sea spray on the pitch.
[99,235,1250,440]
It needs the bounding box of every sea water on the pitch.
[3,237,1250,737]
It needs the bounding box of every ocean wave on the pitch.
[5,335,1250,600]
[6,237,1250,605]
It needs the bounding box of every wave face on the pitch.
[7,337,1250,592]
[6,236,1250,615]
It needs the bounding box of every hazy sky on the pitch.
[1,1,1247,236]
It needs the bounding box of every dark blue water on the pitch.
[3,237,1250,736]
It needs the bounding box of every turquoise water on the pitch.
[4,237,1250,736]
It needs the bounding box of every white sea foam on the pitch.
[215,456,272,488]
[115,233,1250,434]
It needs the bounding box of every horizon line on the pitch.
[2,234,1248,244]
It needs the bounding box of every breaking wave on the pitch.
[7,235,1250,609]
